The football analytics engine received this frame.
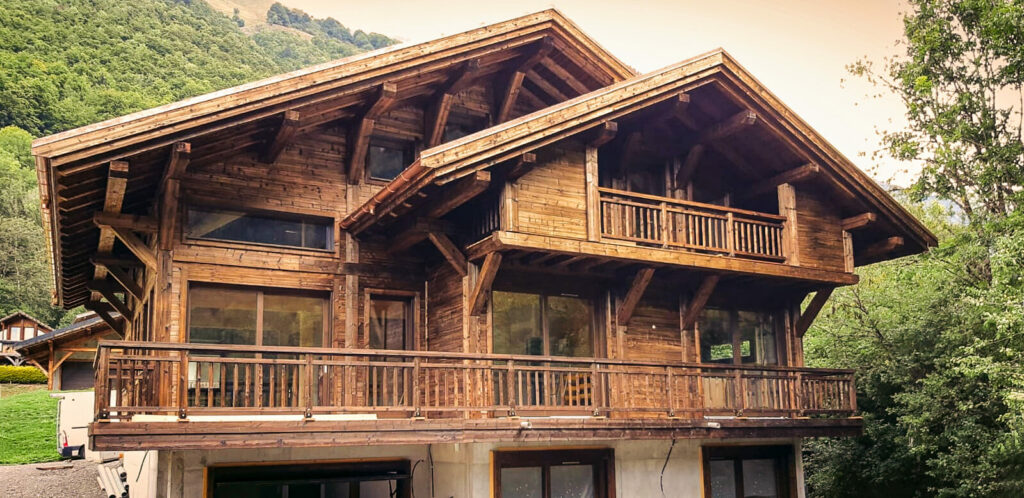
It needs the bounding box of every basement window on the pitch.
[703,445,795,498]
[494,449,613,498]
[185,206,333,251]
[208,460,411,498]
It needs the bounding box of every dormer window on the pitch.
[366,139,414,182]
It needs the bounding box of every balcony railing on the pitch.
[598,187,786,261]
[94,342,855,422]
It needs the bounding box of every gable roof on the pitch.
[13,312,120,359]
[33,9,636,309]
[341,49,937,258]
[0,311,53,332]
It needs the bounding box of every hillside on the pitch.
[0,0,395,327]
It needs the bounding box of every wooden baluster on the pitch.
[268,364,276,407]
[666,367,675,417]
[733,369,743,415]
[726,213,735,256]
[412,357,421,416]
[305,354,314,415]
[95,347,109,419]
[659,202,669,247]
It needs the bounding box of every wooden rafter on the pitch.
[425,59,482,147]
[842,212,878,231]
[347,82,398,183]
[586,121,618,148]
[96,262,144,301]
[859,236,904,261]
[506,152,537,181]
[738,163,821,200]
[616,267,655,325]
[157,142,190,196]
[92,160,129,303]
[469,252,502,315]
[93,212,158,233]
[674,144,705,187]
[261,110,300,163]
[699,110,758,143]
[795,288,834,337]
[91,256,144,269]
[387,218,453,254]
[85,301,124,335]
[681,275,720,330]
[108,225,157,270]
[427,231,468,277]
[87,280,132,318]
[495,37,554,123]
[424,170,491,218]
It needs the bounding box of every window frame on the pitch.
[701,445,796,498]
[362,288,419,351]
[364,138,416,184]
[696,307,787,366]
[186,283,330,349]
[493,448,615,498]
[206,459,412,498]
[184,204,335,253]
[490,289,601,359]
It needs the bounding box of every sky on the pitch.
[285,0,916,186]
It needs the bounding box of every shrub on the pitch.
[0,366,47,384]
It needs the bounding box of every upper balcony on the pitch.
[91,341,859,450]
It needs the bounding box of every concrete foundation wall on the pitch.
[152,437,806,497]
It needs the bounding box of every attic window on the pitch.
[367,140,414,182]
[185,207,333,251]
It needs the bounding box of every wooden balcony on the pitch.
[597,188,786,261]
[94,341,855,421]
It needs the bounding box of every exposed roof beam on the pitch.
[525,69,570,102]
[859,236,904,262]
[91,255,144,269]
[616,267,655,325]
[586,121,618,148]
[94,262,144,301]
[699,110,758,143]
[85,301,125,336]
[347,82,398,184]
[427,231,468,277]
[92,160,129,303]
[87,280,132,318]
[424,170,491,218]
[796,287,834,337]
[387,218,453,254]
[425,60,482,147]
[737,163,821,200]
[506,152,537,181]
[842,212,878,231]
[495,38,555,123]
[537,57,590,95]
[93,212,158,233]
[674,144,705,187]
[108,225,157,270]
[469,252,502,315]
[681,274,720,330]
[261,110,300,164]
[157,142,190,196]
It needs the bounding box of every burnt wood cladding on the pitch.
[31,10,936,448]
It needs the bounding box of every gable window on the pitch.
[492,291,594,358]
[366,140,414,182]
[9,327,20,341]
[703,445,795,498]
[185,207,333,251]
[699,308,779,365]
[494,449,614,498]
[24,327,34,339]
[188,285,326,349]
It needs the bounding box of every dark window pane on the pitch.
[709,460,737,498]
[738,311,777,365]
[367,144,409,181]
[369,298,408,350]
[501,467,542,498]
[700,309,734,363]
[360,480,396,498]
[742,459,779,497]
[263,293,324,348]
[287,483,323,498]
[215,482,283,498]
[551,464,595,498]
[547,296,593,357]
[188,287,257,346]
[186,207,332,250]
[699,309,778,365]
[493,291,542,356]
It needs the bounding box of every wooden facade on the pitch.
[31,10,934,454]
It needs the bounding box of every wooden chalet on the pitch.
[14,311,122,389]
[0,311,53,364]
[32,9,934,498]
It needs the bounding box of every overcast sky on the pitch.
[286,0,915,185]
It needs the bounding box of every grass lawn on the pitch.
[0,384,58,465]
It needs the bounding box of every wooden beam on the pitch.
[495,38,554,123]
[92,160,130,303]
[616,132,642,177]
[586,121,618,148]
[109,225,157,270]
[859,236,904,261]
[506,152,537,181]
[681,275,720,330]
[94,262,143,301]
[699,110,758,143]
[88,280,132,318]
[469,252,502,315]
[261,110,300,163]
[86,301,125,336]
[427,231,468,277]
[91,255,144,269]
[424,170,491,218]
[616,267,655,325]
[674,144,705,187]
[157,142,190,196]
[52,351,75,374]
[347,82,398,183]
[738,163,821,200]
[425,60,482,147]
[93,212,158,233]
[842,212,878,231]
[796,288,834,337]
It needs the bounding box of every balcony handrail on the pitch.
[96,341,855,375]
[596,187,786,222]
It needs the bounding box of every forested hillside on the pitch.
[0,0,394,326]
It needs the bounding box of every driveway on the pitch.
[0,459,105,498]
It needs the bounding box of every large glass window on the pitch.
[366,142,413,182]
[493,291,594,358]
[494,449,612,498]
[367,296,411,350]
[209,460,411,498]
[703,446,794,498]
[188,285,326,349]
[186,207,332,251]
[699,308,779,365]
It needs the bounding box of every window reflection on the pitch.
[699,308,778,365]
[492,291,594,358]
[186,207,332,251]
[368,297,409,350]
[367,143,412,181]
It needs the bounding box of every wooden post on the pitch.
[178,349,188,419]
[585,146,601,241]
[843,230,855,272]
[777,183,799,265]
[94,346,109,420]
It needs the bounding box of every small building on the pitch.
[14,312,122,390]
[0,311,52,345]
